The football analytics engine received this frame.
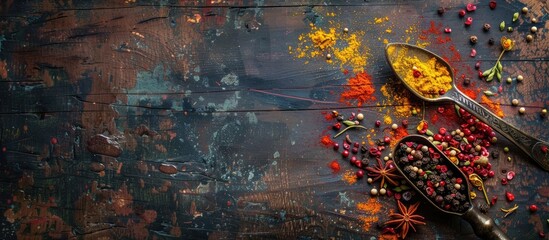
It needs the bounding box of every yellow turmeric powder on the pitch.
[388,45,452,98]
[290,24,367,72]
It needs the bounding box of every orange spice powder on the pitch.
[356,198,383,231]
[340,72,376,107]
[320,135,334,147]
[480,95,504,118]
[389,127,409,148]
[342,170,358,185]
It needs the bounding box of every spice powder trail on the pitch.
[289,24,368,72]
[340,71,376,107]
[356,198,382,231]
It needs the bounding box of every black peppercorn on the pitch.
[492,151,499,158]
[437,7,445,15]
[478,203,489,213]
[488,38,495,45]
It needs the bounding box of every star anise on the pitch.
[365,158,401,188]
[385,201,426,239]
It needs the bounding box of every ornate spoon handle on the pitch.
[450,90,549,171]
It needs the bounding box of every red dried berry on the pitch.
[529,204,538,213]
[465,17,473,26]
[413,70,422,78]
[491,196,498,205]
[489,0,497,9]
[505,191,515,202]
[466,3,477,11]
[458,9,466,17]
[356,170,364,179]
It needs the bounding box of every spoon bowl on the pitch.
[385,43,549,171]
[393,135,509,240]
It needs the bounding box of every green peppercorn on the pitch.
[522,7,528,14]
[542,109,548,116]
[504,147,509,152]
[526,34,533,42]
[519,107,526,114]
[507,26,514,32]
[517,75,524,82]
[506,77,512,84]
[531,26,538,33]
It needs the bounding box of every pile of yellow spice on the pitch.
[289,24,367,72]
[388,46,452,98]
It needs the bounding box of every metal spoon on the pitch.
[385,43,549,171]
[393,135,509,240]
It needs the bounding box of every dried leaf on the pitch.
[482,68,492,77]
[513,12,519,22]
[484,90,495,96]
[500,21,505,31]
[455,105,461,117]
[486,71,495,81]
[342,120,356,126]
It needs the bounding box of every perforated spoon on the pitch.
[385,43,549,171]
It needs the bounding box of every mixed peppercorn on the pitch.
[395,139,471,213]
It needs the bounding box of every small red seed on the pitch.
[375,120,381,127]
[529,204,538,213]
[342,150,350,158]
[505,191,515,202]
[413,70,422,78]
[501,178,508,185]
[506,171,515,180]
[466,3,477,12]
[402,119,408,126]
[459,9,466,17]
[50,137,58,145]
[444,28,452,33]
[470,48,477,57]
[491,196,498,205]
[356,170,364,178]
[489,0,497,9]
[475,61,481,69]
[333,143,340,151]
[465,17,473,26]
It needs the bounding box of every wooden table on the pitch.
[0,1,547,239]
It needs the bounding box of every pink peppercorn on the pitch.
[458,9,466,17]
[465,17,473,26]
[489,0,497,9]
[466,3,477,11]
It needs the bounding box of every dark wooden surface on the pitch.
[0,0,548,239]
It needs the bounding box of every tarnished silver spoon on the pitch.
[385,42,549,171]
[393,135,509,240]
